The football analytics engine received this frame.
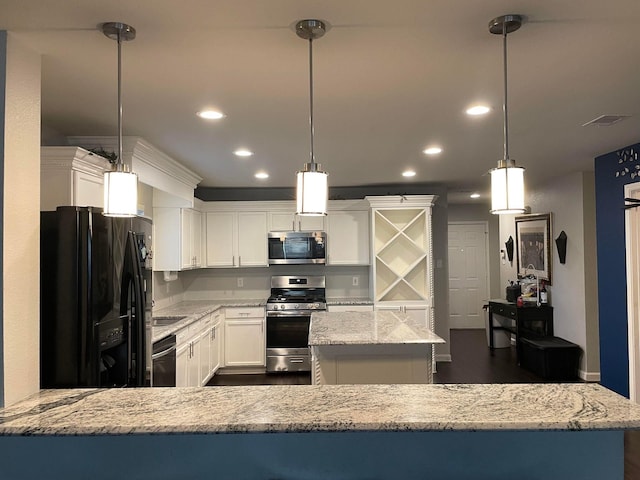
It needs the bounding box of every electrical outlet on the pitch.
[237,278,244,288]
[352,276,359,286]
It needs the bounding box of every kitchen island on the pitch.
[1,384,640,479]
[308,310,445,384]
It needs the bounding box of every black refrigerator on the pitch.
[40,206,153,388]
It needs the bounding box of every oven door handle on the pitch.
[267,311,323,317]
[152,344,176,360]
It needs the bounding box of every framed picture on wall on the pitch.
[515,213,552,284]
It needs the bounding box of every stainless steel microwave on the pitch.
[268,231,326,265]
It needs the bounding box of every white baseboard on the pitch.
[436,354,452,363]
[579,370,601,382]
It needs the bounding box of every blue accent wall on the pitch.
[595,143,640,397]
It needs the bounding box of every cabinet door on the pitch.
[298,215,325,232]
[404,305,429,327]
[211,324,221,373]
[199,327,212,386]
[188,336,201,387]
[73,171,104,208]
[175,343,189,387]
[153,208,182,271]
[327,211,370,265]
[269,212,295,231]
[224,320,265,366]
[205,212,236,267]
[192,210,202,267]
[181,209,193,269]
[269,211,325,232]
[237,212,268,267]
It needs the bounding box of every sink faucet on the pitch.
[525,264,541,307]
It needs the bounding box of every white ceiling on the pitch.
[3,1,640,202]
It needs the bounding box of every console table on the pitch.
[488,300,553,364]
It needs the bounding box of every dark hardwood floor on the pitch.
[207,328,640,478]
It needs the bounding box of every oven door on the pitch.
[266,311,311,372]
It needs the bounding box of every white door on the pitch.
[625,183,640,403]
[448,222,489,329]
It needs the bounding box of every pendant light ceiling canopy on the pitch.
[295,19,329,217]
[101,21,138,218]
[488,14,526,215]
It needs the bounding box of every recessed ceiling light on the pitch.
[423,147,442,155]
[402,170,416,177]
[234,149,253,157]
[466,105,491,116]
[255,172,269,179]
[197,110,225,120]
[470,193,481,199]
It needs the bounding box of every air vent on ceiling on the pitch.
[582,114,631,127]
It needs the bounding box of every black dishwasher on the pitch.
[152,335,176,387]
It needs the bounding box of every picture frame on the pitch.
[515,213,552,284]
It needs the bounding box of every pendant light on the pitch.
[295,19,329,216]
[489,15,525,215]
[101,22,138,217]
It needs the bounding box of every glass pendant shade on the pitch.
[103,167,138,217]
[490,164,525,214]
[296,164,328,216]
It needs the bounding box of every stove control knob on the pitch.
[280,304,285,310]
[312,303,319,309]
[294,304,299,309]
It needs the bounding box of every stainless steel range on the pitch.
[266,275,326,373]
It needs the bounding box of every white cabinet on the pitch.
[326,210,370,265]
[224,307,265,367]
[153,207,202,271]
[40,146,111,210]
[373,303,429,325]
[367,195,437,330]
[205,212,268,268]
[180,209,202,269]
[210,314,222,374]
[269,211,325,232]
[327,304,374,313]
[174,315,210,387]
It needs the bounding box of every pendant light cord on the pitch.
[502,26,509,162]
[117,29,123,168]
[308,37,315,165]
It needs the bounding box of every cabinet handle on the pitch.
[298,220,301,231]
[232,255,235,266]
[239,255,241,267]
[292,220,295,231]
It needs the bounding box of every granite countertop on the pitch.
[326,297,373,306]
[1,383,640,436]
[309,310,445,346]
[151,299,266,342]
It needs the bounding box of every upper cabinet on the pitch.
[153,207,203,271]
[366,195,437,308]
[205,211,268,268]
[269,211,325,232]
[40,146,111,211]
[326,210,370,266]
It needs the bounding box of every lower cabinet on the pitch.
[374,303,431,327]
[327,305,374,313]
[175,312,224,387]
[224,307,265,367]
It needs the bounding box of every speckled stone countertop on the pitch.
[309,310,445,346]
[1,383,640,436]
[152,299,265,342]
[326,297,373,306]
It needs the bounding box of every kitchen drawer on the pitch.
[175,325,193,345]
[493,304,516,318]
[225,307,264,319]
